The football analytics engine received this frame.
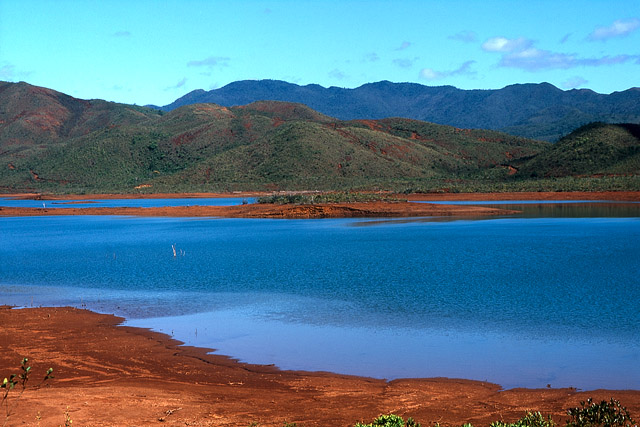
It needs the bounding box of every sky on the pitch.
[1,0,639,106]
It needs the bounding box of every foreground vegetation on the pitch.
[350,400,637,427]
[3,357,638,427]
[273,399,638,427]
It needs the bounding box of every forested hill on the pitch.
[1,81,639,194]
[158,80,640,142]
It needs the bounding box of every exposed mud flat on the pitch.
[1,306,639,427]
[0,201,519,218]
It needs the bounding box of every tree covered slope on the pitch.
[1,81,638,193]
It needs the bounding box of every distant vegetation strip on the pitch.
[257,191,406,204]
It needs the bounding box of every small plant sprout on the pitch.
[62,406,72,426]
[1,358,54,426]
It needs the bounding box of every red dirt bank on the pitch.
[3,191,639,219]
[0,201,519,219]
[1,306,639,427]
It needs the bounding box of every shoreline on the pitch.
[0,201,520,219]
[1,190,639,219]
[1,305,639,427]
[1,190,640,202]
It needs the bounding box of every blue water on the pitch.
[1,202,639,390]
[0,197,255,208]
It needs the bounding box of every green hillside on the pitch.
[1,81,639,194]
[161,80,640,142]
[516,123,640,178]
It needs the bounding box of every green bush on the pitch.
[491,412,556,427]
[354,403,638,427]
[257,191,405,205]
[566,398,636,427]
[355,413,420,427]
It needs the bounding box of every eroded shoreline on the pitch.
[1,191,639,219]
[0,201,519,219]
[1,306,639,427]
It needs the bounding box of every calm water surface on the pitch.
[0,197,254,208]
[1,200,638,390]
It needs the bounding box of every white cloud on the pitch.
[395,41,412,51]
[0,64,15,80]
[364,52,379,62]
[482,36,532,52]
[419,60,475,80]
[499,47,640,71]
[588,18,640,41]
[187,56,230,68]
[482,34,640,71]
[329,69,347,80]
[562,76,589,89]
[451,60,475,76]
[499,48,566,70]
[0,63,32,81]
[419,68,442,80]
[113,31,132,38]
[449,31,477,43]
[393,58,416,69]
[165,78,187,91]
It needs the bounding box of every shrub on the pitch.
[491,412,556,427]
[566,398,637,427]
[257,191,405,205]
[355,413,421,427]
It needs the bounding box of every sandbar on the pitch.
[0,191,638,219]
[0,201,519,219]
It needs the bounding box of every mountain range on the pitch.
[156,80,640,142]
[1,80,639,193]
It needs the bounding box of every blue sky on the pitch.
[1,0,639,106]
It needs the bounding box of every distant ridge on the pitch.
[159,80,640,141]
[1,80,638,193]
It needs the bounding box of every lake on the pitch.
[1,199,639,390]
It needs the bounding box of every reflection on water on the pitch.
[483,202,639,218]
[417,200,640,218]
[1,202,639,390]
[352,202,640,227]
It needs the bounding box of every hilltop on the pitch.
[515,122,640,178]
[158,80,640,142]
[1,81,639,194]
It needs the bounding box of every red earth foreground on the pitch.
[1,306,639,427]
